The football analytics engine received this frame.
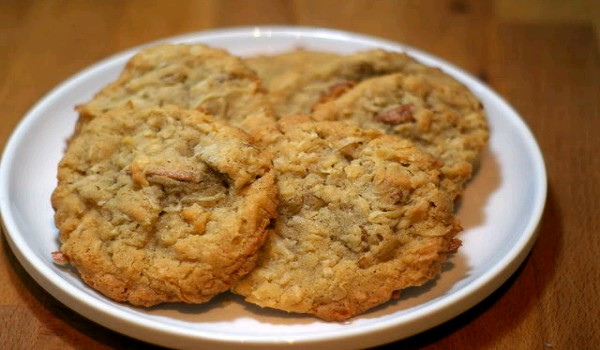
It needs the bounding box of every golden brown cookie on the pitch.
[76,44,276,137]
[312,72,489,199]
[52,105,277,306]
[253,49,434,117]
[232,117,461,321]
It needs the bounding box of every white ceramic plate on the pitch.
[0,26,546,349]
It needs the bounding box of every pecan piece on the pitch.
[447,238,462,253]
[317,81,356,105]
[146,168,204,183]
[51,251,69,265]
[130,158,205,185]
[375,105,415,124]
[160,72,187,85]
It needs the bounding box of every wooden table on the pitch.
[1,1,599,349]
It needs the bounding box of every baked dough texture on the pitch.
[312,72,489,199]
[249,49,488,198]
[52,105,277,306]
[50,45,486,320]
[76,44,275,135]
[251,49,437,117]
[233,117,461,321]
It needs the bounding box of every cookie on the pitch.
[76,44,276,136]
[312,72,489,199]
[232,117,461,321]
[51,105,277,306]
[253,49,435,117]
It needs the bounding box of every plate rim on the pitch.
[0,25,547,349]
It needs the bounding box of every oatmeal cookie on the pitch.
[52,105,277,306]
[255,49,437,117]
[312,72,489,199]
[76,43,275,136]
[232,117,461,321]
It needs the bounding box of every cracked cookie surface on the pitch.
[76,44,275,136]
[250,49,436,117]
[232,117,461,321]
[312,72,489,199]
[248,50,488,198]
[52,105,277,306]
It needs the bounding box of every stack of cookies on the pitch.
[51,44,488,321]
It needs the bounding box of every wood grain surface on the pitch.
[1,1,599,349]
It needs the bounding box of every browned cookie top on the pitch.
[252,49,435,117]
[233,117,461,321]
[249,50,488,197]
[312,72,489,199]
[77,44,275,135]
[52,105,277,306]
